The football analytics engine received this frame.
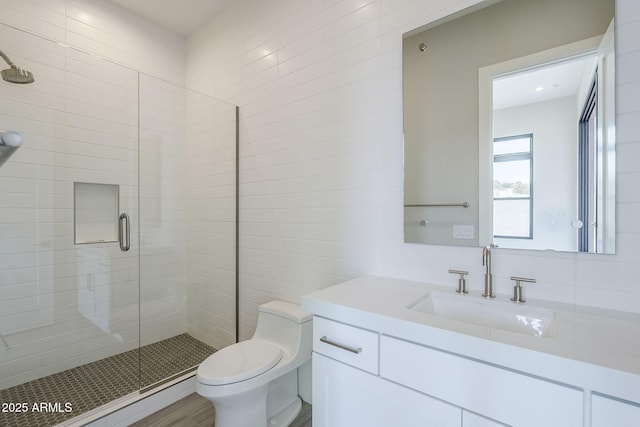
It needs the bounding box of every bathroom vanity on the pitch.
[301,276,640,427]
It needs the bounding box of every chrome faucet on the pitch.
[482,243,497,298]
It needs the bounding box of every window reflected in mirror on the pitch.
[492,134,532,240]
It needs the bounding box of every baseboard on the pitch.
[57,374,197,427]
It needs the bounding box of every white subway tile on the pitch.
[0,0,65,41]
[616,0,640,26]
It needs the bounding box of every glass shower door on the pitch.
[0,24,141,425]
[65,46,141,399]
[138,74,238,390]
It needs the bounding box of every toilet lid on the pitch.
[198,340,283,386]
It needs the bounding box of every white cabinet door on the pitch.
[592,395,640,427]
[380,335,583,427]
[463,410,508,427]
[313,353,461,427]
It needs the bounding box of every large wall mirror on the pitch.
[403,0,615,253]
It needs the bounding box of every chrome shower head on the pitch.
[0,49,34,84]
[2,66,35,84]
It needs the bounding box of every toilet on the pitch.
[196,300,313,427]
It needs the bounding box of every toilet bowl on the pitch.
[196,300,312,427]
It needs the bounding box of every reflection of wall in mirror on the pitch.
[403,0,614,247]
[493,97,577,251]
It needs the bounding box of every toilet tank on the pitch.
[253,301,312,356]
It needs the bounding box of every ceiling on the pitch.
[493,55,597,110]
[108,0,233,37]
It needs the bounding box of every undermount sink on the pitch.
[407,292,556,337]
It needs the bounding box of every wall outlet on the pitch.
[453,225,474,239]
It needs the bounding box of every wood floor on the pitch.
[132,393,312,427]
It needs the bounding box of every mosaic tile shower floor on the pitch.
[0,334,215,427]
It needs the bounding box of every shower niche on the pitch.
[74,182,120,244]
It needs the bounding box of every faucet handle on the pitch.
[449,269,469,294]
[510,276,536,303]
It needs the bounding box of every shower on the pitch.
[0,49,35,84]
[0,23,238,427]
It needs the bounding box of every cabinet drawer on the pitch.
[592,394,640,427]
[313,316,378,374]
[380,335,583,427]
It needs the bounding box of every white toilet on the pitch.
[196,300,313,427]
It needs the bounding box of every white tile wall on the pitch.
[187,0,640,339]
[0,0,66,42]
[0,0,186,84]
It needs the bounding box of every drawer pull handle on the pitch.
[320,336,362,354]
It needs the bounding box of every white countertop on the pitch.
[301,275,640,403]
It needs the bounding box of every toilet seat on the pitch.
[198,340,283,386]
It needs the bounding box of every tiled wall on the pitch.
[0,0,186,85]
[186,0,640,339]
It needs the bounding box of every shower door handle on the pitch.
[119,213,130,252]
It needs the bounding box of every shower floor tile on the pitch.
[0,334,215,427]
